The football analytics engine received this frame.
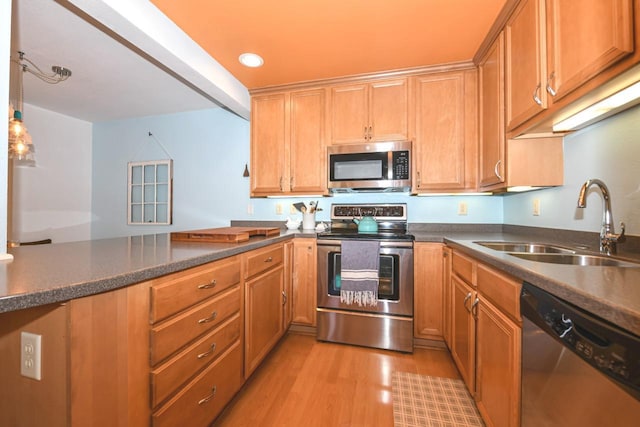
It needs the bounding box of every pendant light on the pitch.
[7,51,72,166]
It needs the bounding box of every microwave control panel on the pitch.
[392,151,410,180]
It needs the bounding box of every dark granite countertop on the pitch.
[2,224,639,337]
[412,226,640,337]
[0,229,312,314]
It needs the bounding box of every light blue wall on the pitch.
[504,104,640,236]
[91,107,502,238]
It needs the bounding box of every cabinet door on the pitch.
[244,265,285,377]
[284,241,293,329]
[291,238,317,326]
[505,0,547,130]
[476,298,521,427]
[250,94,287,195]
[413,71,475,191]
[450,275,476,393]
[442,246,452,348]
[369,78,409,142]
[478,32,506,190]
[546,0,634,102]
[413,243,444,340]
[330,84,368,144]
[289,89,327,194]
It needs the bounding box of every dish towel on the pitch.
[340,240,380,307]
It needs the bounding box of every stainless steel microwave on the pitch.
[327,141,411,193]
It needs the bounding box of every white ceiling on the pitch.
[13,0,219,123]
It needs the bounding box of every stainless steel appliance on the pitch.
[521,282,640,426]
[327,141,411,193]
[316,203,414,352]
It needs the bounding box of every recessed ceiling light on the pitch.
[239,53,264,68]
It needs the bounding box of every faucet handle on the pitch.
[605,222,626,243]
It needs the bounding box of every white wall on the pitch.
[504,104,640,236]
[0,0,12,256]
[11,103,93,243]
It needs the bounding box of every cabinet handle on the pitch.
[532,83,542,106]
[368,125,372,139]
[197,343,217,359]
[198,311,218,324]
[494,159,503,181]
[416,171,421,187]
[264,256,273,263]
[279,176,284,191]
[546,72,557,97]
[463,292,472,312]
[282,291,287,305]
[471,297,480,316]
[198,386,217,405]
[363,126,368,139]
[198,279,217,290]
[290,176,294,190]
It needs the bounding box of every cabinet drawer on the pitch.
[150,286,241,365]
[452,250,476,286]
[150,256,240,323]
[245,244,284,278]
[152,341,243,427]
[477,263,521,322]
[151,313,241,407]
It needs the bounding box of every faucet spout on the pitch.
[576,179,625,255]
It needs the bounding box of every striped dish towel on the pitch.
[340,240,380,307]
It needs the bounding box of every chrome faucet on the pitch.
[577,179,625,255]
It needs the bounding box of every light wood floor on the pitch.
[213,333,460,426]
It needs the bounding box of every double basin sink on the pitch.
[474,242,640,267]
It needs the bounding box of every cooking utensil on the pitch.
[293,202,306,213]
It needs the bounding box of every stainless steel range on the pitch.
[316,203,414,353]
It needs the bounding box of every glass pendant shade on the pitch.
[8,110,35,163]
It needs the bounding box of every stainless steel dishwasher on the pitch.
[520,282,640,427]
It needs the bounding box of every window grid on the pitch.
[127,160,172,225]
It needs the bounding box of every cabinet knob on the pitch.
[198,386,217,405]
[265,256,273,263]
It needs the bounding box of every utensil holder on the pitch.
[302,212,316,230]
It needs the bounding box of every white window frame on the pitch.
[127,160,173,225]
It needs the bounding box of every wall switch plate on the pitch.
[275,203,283,215]
[457,201,468,215]
[533,199,541,216]
[247,204,254,215]
[21,332,42,380]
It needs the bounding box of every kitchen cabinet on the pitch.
[448,249,522,427]
[413,242,445,340]
[244,243,286,377]
[412,69,478,192]
[505,0,547,130]
[329,78,409,144]
[478,32,506,190]
[449,250,477,392]
[291,238,317,327]
[250,89,327,196]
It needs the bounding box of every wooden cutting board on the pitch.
[171,226,281,243]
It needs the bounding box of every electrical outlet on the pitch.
[21,332,42,380]
[275,203,283,215]
[457,201,468,216]
[247,204,254,215]
[533,199,541,216]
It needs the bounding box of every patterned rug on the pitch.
[392,372,485,427]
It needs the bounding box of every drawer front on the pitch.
[152,341,244,427]
[477,263,521,322]
[245,244,284,278]
[150,256,241,323]
[150,286,241,365]
[452,250,476,286]
[151,313,242,407]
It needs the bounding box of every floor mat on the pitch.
[392,372,485,427]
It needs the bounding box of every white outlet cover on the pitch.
[20,332,42,381]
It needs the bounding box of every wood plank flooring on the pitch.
[213,333,461,426]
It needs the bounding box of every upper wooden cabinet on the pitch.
[505,0,547,130]
[412,69,478,192]
[329,78,409,144]
[478,32,506,190]
[250,89,327,197]
[546,0,634,103]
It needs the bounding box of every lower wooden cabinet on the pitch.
[414,242,445,340]
[243,242,286,378]
[450,274,477,392]
[291,238,317,326]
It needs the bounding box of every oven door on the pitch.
[316,240,413,316]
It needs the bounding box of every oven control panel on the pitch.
[331,203,407,221]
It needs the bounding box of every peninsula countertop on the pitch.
[2,227,639,337]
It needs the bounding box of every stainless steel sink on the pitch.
[508,253,640,267]
[474,241,576,254]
